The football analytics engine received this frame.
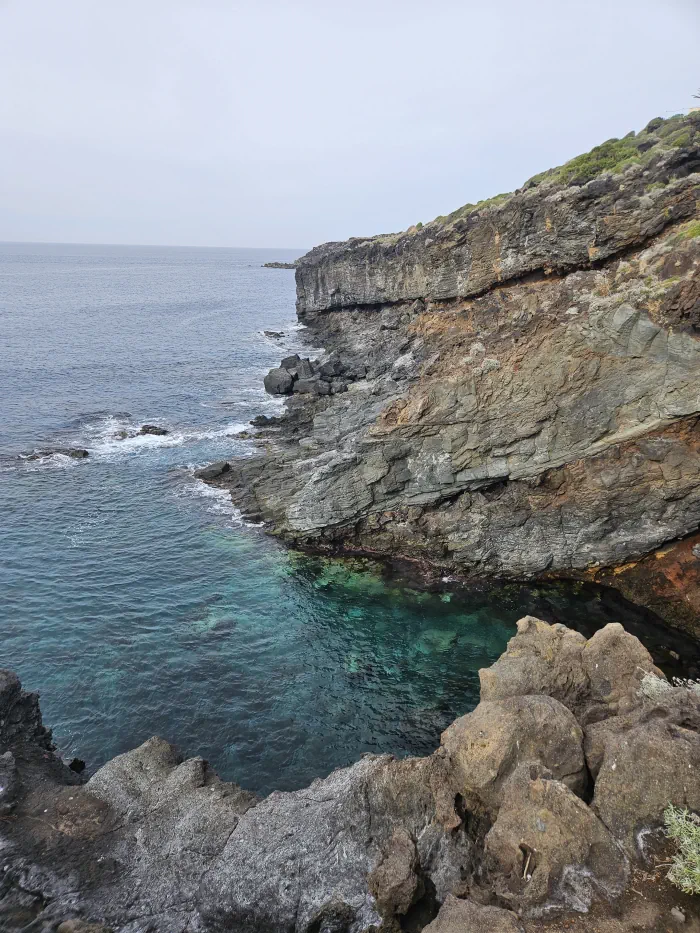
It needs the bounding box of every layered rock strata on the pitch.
[2,619,699,932]
[213,112,700,634]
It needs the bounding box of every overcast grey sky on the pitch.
[1,0,698,249]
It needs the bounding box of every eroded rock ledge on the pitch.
[210,112,700,635]
[2,619,699,932]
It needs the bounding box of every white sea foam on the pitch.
[19,452,84,472]
[177,476,264,528]
[82,415,249,460]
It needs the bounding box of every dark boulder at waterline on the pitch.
[194,460,230,480]
[25,447,89,460]
[113,424,170,440]
[2,619,699,931]
[264,366,295,395]
[138,424,169,436]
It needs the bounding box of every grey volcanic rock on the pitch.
[264,365,295,394]
[26,447,89,460]
[208,113,700,634]
[194,460,230,480]
[0,669,52,750]
[2,619,700,930]
[138,424,169,436]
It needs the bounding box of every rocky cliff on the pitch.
[2,620,700,932]
[213,112,700,635]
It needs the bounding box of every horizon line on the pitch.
[0,239,309,252]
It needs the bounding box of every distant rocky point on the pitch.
[262,261,296,269]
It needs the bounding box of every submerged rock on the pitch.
[112,424,169,440]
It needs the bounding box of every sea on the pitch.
[1,241,695,795]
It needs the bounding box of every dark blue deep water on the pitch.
[2,242,696,795]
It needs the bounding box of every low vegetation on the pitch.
[664,804,700,895]
[421,112,698,234]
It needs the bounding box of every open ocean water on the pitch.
[2,241,697,795]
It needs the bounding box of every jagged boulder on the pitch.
[484,763,628,913]
[25,447,89,460]
[138,424,169,436]
[423,894,524,932]
[367,828,421,919]
[196,753,474,931]
[581,623,665,718]
[479,617,589,711]
[479,618,663,722]
[440,694,587,814]
[0,669,52,750]
[264,366,295,395]
[588,683,700,858]
[194,460,230,480]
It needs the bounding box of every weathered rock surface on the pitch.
[138,423,169,436]
[479,617,663,721]
[423,894,524,932]
[441,694,587,813]
[484,763,628,912]
[25,447,89,460]
[587,682,700,857]
[2,618,699,931]
[209,112,700,634]
[194,460,230,480]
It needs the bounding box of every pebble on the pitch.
[671,907,686,923]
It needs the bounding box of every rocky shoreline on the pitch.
[2,618,699,931]
[208,111,700,637]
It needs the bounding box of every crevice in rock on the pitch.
[399,876,438,933]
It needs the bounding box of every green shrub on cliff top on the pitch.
[522,113,695,191]
[529,136,641,188]
[427,113,697,232]
[664,805,700,895]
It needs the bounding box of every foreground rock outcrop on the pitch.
[2,619,699,931]
[212,112,700,635]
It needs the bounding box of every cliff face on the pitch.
[217,113,700,635]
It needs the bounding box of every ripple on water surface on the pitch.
[2,242,698,796]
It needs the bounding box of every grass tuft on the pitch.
[664,805,700,895]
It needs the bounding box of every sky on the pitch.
[1,0,698,249]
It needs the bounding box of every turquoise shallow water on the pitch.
[2,242,698,795]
